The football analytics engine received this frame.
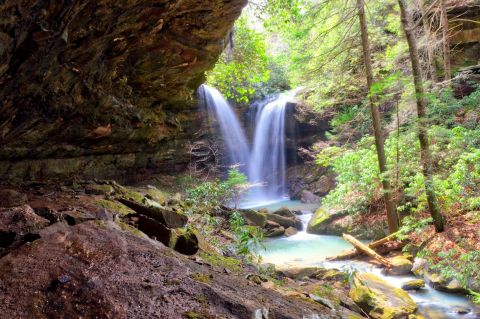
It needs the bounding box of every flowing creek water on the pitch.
[199,86,479,318]
[255,200,480,319]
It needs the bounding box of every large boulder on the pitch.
[300,190,320,204]
[386,256,413,276]
[0,221,332,318]
[239,209,267,227]
[267,212,302,230]
[401,279,425,291]
[349,273,417,319]
[307,207,388,240]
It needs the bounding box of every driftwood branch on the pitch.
[328,232,400,261]
[342,234,393,268]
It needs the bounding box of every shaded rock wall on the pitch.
[0,0,247,182]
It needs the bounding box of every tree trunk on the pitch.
[398,0,445,232]
[420,2,438,82]
[440,0,451,81]
[356,0,399,233]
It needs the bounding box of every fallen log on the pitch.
[118,198,188,228]
[342,234,393,268]
[327,232,400,261]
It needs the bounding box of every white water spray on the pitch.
[199,85,250,171]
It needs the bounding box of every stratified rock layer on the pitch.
[0,0,246,182]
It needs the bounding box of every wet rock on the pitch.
[435,278,466,293]
[0,189,27,207]
[411,258,428,276]
[85,184,115,196]
[317,269,344,281]
[239,209,267,227]
[266,213,302,231]
[425,272,449,290]
[272,207,296,218]
[307,207,387,240]
[452,305,471,314]
[284,226,298,237]
[349,272,417,319]
[401,279,425,291]
[386,256,413,276]
[301,190,320,204]
[265,226,285,237]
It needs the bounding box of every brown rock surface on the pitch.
[0,0,247,182]
[0,221,330,318]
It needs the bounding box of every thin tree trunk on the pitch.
[420,1,438,82]
[398,0,445,232]
[357,0,399,233]
[440,0,451,81]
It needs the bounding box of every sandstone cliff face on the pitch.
[0,0,246,182]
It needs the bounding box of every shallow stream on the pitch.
[254,200,480,319]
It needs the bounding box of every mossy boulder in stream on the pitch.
[349,272,417,319]
[239,209,267,227]
[307,206,387,240]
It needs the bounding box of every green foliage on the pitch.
[229,211,264,258]
[397,216,433,241]
[429,249,480,288]
[469,290,480,305]
[186,168,249,210]
[186,169,262,259]
[318,88,480,215]
[259,0,405,109]
[207,16,270,103]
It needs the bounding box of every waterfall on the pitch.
[198,85,250,171]
[247,90,297,203]
[198,84,297,206]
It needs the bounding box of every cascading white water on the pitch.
[247,91,297,203]
[199,85,250,171]
[198,84,297,206]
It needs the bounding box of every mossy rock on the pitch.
[272,207,295,218]
[307,206,386,240]
[144,186,169,206]
[278,266,322,279]
[199,252,242,273]
[349,272,417,319]
[96,199,135,216]
[284,226,298,237]
[85,184,115,196]
[401,279,425,291]
[386,256,413,276]
[239,209,267,227]
[307,206,348,234]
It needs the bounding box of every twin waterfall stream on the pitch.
[200,84,292,205]
[198,84,478,319]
